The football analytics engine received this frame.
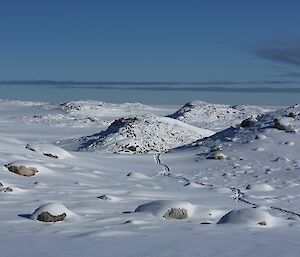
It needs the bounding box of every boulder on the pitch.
[31,202,76,222]
[37,212,66,222]
[135,200,194,218]
[274,119,294,132]
[5,164,38,177]
[240,117,257,127]
[163,208,188,219]
[217,208,276,227]
[287,112,297,118]
[212,152,225,160]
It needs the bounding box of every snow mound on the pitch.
[217,208,278,227]
[0,186,25,193]
[26,143,73,159]
[126,172,152,179]
[31,203,76,221]
[97,194,122,202]
[246,183,275,192]
[168,100,272,131]
[57,115,214,153]
[135,200,195,218]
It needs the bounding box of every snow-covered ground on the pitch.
[1,99,300,257]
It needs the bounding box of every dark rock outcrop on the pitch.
[37,212,66,222]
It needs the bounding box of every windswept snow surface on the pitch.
[168,100,273,131]
[1,100,300,257]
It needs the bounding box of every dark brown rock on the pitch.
[43,153,59,159]
[37,212,66,222]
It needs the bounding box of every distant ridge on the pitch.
[0,80,299,93]
[0,80,295,86]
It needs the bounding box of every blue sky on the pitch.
[1,0,300,84]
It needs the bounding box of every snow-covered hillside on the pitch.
[166,104,300,226]
[57,115,214,153]
[1,99,300,257]
[168,100,273,131]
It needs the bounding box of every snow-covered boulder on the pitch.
[57,115,214,153]
[273,118,294,132]
[217,208,277,227]
[31,203,76,222]
[5,161,53,176]
[26,143,73,159]
[135,200,195,219]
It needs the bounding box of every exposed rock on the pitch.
[127,145,137,152]
[0,180,3,187]
[287,112,297,118]
[210,145,222,152]
[37,212,66,222]
[5,164,38,176]
[258,221,267,226]
[240,117,257,127]
[43,153,59,159]
[212,152,225,160]
[163,208,188,219]
[97,194,110,200]
[1,187,13,192]
[245,184,251,190]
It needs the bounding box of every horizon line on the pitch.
[0,79,298,86]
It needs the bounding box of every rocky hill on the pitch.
[57,115,214,153]
[168,100,273,131]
